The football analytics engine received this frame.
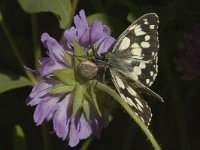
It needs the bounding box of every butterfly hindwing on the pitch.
[110,69,152,126]
[117,70,163,102]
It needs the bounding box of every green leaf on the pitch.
[18,0,71,29]
[0,73,32,94]
[87,86,103,117]
[73,84,85,115]
[48,83,74,94]
[53,68,76,85]
[72,40,87,71]
[64,52,72,66]
[83,99,90,120]
[87,13,125,36]
[13,125,27,150]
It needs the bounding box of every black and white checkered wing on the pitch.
[107,13,161,126]
[109,13,159,87]
[110,69,152,126]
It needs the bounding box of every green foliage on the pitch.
[83,99,90,120]
[48,83,74,94]
[17,0,72,29]
[0,73,32,94]
[64,52,72,66]
[87,86,104,118]
[53,68,76,86]
[72,40,87,71]
[73,83,85,115]
[13,125,27,150]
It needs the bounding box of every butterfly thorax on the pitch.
[106,52,133,75]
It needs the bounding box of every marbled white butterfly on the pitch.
[104,13,163,126]
[79,13,163,126]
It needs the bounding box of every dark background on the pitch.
[1,0,200,150]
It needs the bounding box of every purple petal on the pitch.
[27,95,45,106]
[77,113,92,139]
[96,36,115,55]
[39,57,65,77]
[27,80,56,106]
[69,117,79,147]
[29,80,51,98]
[74,10,89,38]
[79,28,90,48]
[23,65,39,75]
[89,107,105,138]
[53,94,72,140]
[90,21,108,44]
[33,96,60,125]
[64,26,78,46]
[41,33,65,62]
[102,24,111,35]
[91,117,104,138]
[27,79,59,113]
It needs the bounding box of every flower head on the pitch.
[27,9,115,147]
[176,23,200,80]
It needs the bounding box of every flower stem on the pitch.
[80,136,93,150]
[0,11,25,66]
[31,14,41,70]
[41,123,52,150]
[0,11,37,85]
[90,81,161,150]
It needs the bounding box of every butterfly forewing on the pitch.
[112,13,159,60]
[108,13,159,87]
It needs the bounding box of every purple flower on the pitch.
[176,23,200,80]
[27,9,115,147]
[64,9,115,54]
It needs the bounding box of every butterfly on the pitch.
[79,13,163,126]
[99,13,163,126]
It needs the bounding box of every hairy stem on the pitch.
[89,81,161,150]
[41,124,52,150]
[0,11,37,85]
[80,136,93,150]
[31,14,41,70]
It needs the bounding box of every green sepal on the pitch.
[48,83,74,94]
[13,125,27,150]
[86,85,104,118]
[73,83,86,115]
[87,47,94,57]
[64,52,72,66]
[72,40,87,71]
[83,99,90,120]
[53,68,76,86]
